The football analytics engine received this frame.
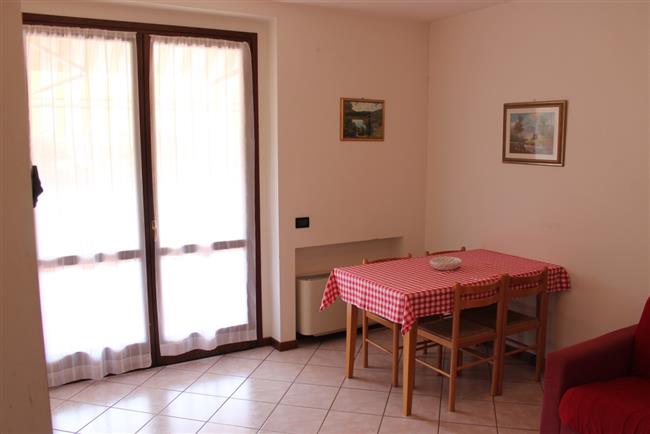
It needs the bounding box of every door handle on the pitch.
[151,219,157,242]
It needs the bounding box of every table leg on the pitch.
[402,324,417,416]
[345,303,358,378]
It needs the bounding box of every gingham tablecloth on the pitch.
[320,249,570,334]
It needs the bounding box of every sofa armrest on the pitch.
[540,325,637,434]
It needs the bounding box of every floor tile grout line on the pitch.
[52,338,540,434]
[129,358,221,433]
[174,348,272,432]
[376,381,394,434]
[51,375,136,432]
[154,364,217,419]
[57,379,125,433]
[318,338,374,433]
[108,354,231,433]
[195,347,276,433]
[252,347,297,433]
[52,378,95,402]
[71,403,112,433]
[336,332,395,433]
[53,342,323,433]
[439,420,507,429]
[195,366,255,432]
[254,341,322,433]
[315,364,345,432]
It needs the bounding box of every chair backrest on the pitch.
[453,275,508,311]
[507,268,548,300]
[507,268,548,323]
[452,274,510,339]
[451,275,508,337]
[362,253,412,265]
[426,246,466,256]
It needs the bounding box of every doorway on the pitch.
[23,14,260,387]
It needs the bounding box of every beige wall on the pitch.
[270,3,428,340]
[426,2,650,350]
[0,1,52,432]
[20,0,429,342]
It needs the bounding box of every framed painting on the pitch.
[340,98,384,141]
[503,100,567,166]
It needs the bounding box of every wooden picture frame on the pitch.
[503,100,567,166]
[340,98,385,141]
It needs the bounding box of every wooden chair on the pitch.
[422,246,467,357]
[467,268,549,393]
[360,253,412,386]
[425,246,466,256]
[415,276,507,411]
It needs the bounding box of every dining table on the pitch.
[320,248,571,416]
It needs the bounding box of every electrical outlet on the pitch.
[295,217,310,229]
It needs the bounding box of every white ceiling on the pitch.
[276,0,502,22]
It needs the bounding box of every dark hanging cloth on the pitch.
[31,165,43,208]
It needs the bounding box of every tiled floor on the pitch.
[49,331,543,434]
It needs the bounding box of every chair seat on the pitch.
[420,317,494,339]
[559,376,650,434]
[466,306,537,328]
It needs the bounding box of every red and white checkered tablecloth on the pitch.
[320,249,571,334]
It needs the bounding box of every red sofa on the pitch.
[540,296,650,434]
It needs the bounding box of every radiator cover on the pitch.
[296,273,360,336]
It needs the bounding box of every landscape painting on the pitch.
[503,100,567,166]
[340,98,384,141]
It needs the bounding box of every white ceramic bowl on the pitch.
[429,256,462,271]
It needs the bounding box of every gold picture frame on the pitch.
[340,98,385,141]
[503,100,567,166]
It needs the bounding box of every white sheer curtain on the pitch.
[150,35,257,356]
[24,25,150,387]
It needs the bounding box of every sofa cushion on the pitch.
[559,376,650,434]
[633,296,650,378]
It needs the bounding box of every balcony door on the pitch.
[149,35,258,358]
[23,16,259,387]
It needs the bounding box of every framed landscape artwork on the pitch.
[503,100,567,166]
[340,98,385,141]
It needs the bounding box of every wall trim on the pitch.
[260,337,298,351]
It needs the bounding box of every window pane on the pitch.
[24,26,149,384]
[151,35,255,355]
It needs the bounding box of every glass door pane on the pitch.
[150,35,256,357]
[24,25,150,386]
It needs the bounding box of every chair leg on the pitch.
[391,325,399,386]
[402,328,417,416]
[496,334,506,395]
[361,311,369,369]
[448,346,458,412]
[536,293,549,382]
[536,325,547,381]
[345,303,358,379]
[490,338,501,396]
